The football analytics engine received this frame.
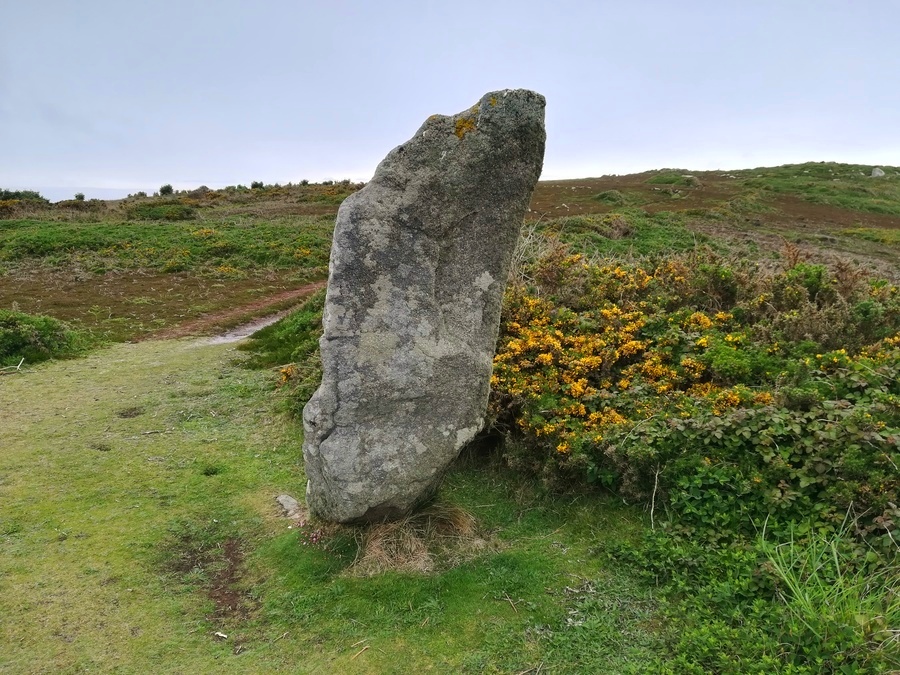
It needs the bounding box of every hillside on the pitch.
[2,163,899,672]
[1,162,898,346]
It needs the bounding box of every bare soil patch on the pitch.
[148,279,325,340]
[770,195,900,229]
[164,529,258,621]
[208,538,255,620]
[0,264,325,341]
[528,172,741,218]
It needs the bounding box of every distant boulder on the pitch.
[871,167,886,178]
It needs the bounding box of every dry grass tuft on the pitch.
[349,502,490,576]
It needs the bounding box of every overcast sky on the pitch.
[2,1,898,202]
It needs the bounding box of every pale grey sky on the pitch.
[2,1,898,202]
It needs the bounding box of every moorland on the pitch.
[1,163,899,673]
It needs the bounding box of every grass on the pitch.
[0,338,660,673]
[0,214,333,341]
[762,523,900,667]
[736,162,900,216]
[0,216,333,273]
[238,289,325,368]
[538,209,709,259]
[845,227,900,246]
[3,162,899,347]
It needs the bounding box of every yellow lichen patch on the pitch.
[489,96,497,107]
[454,116,477,139]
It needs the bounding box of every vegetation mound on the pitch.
[0,309,96,367]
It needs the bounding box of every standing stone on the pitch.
[303,89,546,523]
[871,167,886,177]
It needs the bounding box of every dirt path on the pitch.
[147,279,325,341]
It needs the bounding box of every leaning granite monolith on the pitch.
[303,89,546,523]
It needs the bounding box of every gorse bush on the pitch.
[125,201,195,221]
[485,233,900,671]
[0,200,21,219]
[0,310,96,367]
[490,243,900,548]
[0,189,49,219]
[295,182,358,205]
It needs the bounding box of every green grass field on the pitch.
[0,339,659,673]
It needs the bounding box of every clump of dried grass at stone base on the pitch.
[352,501,492,575]
[303,501,493,576]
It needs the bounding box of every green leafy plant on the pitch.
[239,289,326,412]
[0,309,96,366]
[760,519,900,670]
[0,189,48,203]
[646,172,692,186]
[593,189,627,205]
[125,202,195,221]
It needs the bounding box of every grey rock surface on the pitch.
[872,167,886,177]
[276,494,303,518]
[303,89,546,523]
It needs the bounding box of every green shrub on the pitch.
[646,172,691,186]
[604,526,900,673]
[125,202,195,221]
[159,184,174,196]
[0,189,48,203]
[592,189,627,205]
[239,290,325,413]
[490,245,900,548]
[0,310,96,366]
